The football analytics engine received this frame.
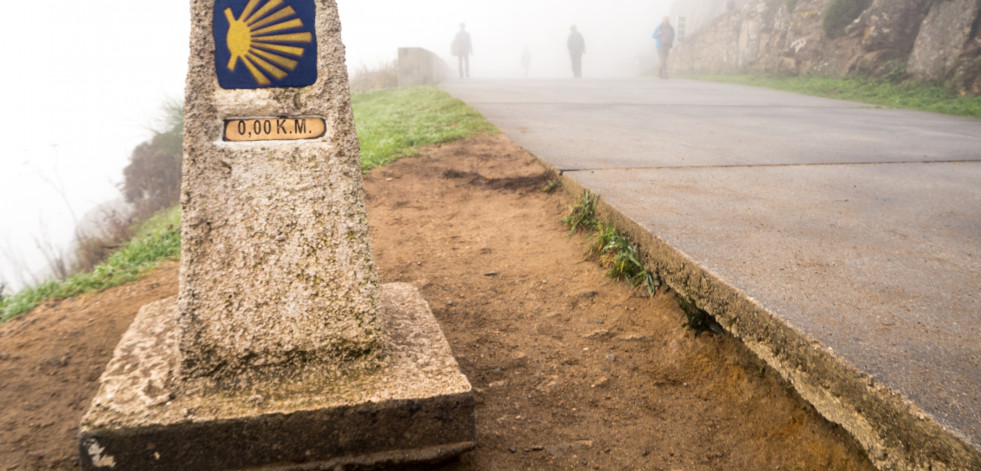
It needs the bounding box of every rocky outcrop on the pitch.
[948,33,981,94]
[849,0,930,74]
[908,0,981,83]
[672,0,981,95]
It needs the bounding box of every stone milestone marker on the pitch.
[78,1,474,469]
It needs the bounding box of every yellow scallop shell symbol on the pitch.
[224,0,313,86]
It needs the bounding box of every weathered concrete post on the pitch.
[78,1,474,469]
[180,0,381,388]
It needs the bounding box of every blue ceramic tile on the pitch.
[214,0,318,89]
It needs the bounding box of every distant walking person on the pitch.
[452,23,473,79]
[521,47,532,78]
[654,16,675,79]
[567,25,586,79]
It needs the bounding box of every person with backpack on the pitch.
[654,16,676,79]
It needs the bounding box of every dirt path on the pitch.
[0,135,873,470]
[0,265,180,470]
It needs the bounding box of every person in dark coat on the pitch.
[452,23,473,78]
[567,25,585,79]
[654,16,676,79]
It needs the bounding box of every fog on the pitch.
[0,0,674,292]
[0,2,191,292]
[340,0,673,78]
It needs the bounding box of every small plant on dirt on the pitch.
[590,224,660,296]
[560,191,724,329]
[541,178,562,193]
[562,191,599,235]
[678,296,714,333]
[563,192,660,296]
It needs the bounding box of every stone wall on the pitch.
[397,48,450,87]
[671,0,981,95]
[670,0,754,38]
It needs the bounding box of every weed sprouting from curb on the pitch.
[590,224,660,294]
[562,191,660,297]
[561,191,599,235]
[562,190,721,332]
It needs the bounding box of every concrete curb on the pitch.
[534,157,981,471]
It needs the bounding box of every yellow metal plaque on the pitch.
[224,117,326,142]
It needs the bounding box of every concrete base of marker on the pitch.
[78,283,474,471]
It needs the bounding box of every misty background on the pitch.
[0,0,673,292]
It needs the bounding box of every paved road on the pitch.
[442,79,981,465]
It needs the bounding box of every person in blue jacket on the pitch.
[654,16,676,79]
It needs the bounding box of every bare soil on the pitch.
[0,135,874,470]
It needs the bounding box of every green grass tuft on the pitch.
[692,74,981,118]
[561,191,600,235]
[1,207,181,322]
[541,178,562,194]
[590,224,660,295]
[562,192,661,297]
[353,85,498,171]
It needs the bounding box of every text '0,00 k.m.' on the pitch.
[224,117,327,142]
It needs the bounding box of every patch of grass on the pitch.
[0,207,181,322]
[692,74,981,118]
[352,85,498,171]
[822,0,872,38]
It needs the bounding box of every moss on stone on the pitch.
[823,0,873,38]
